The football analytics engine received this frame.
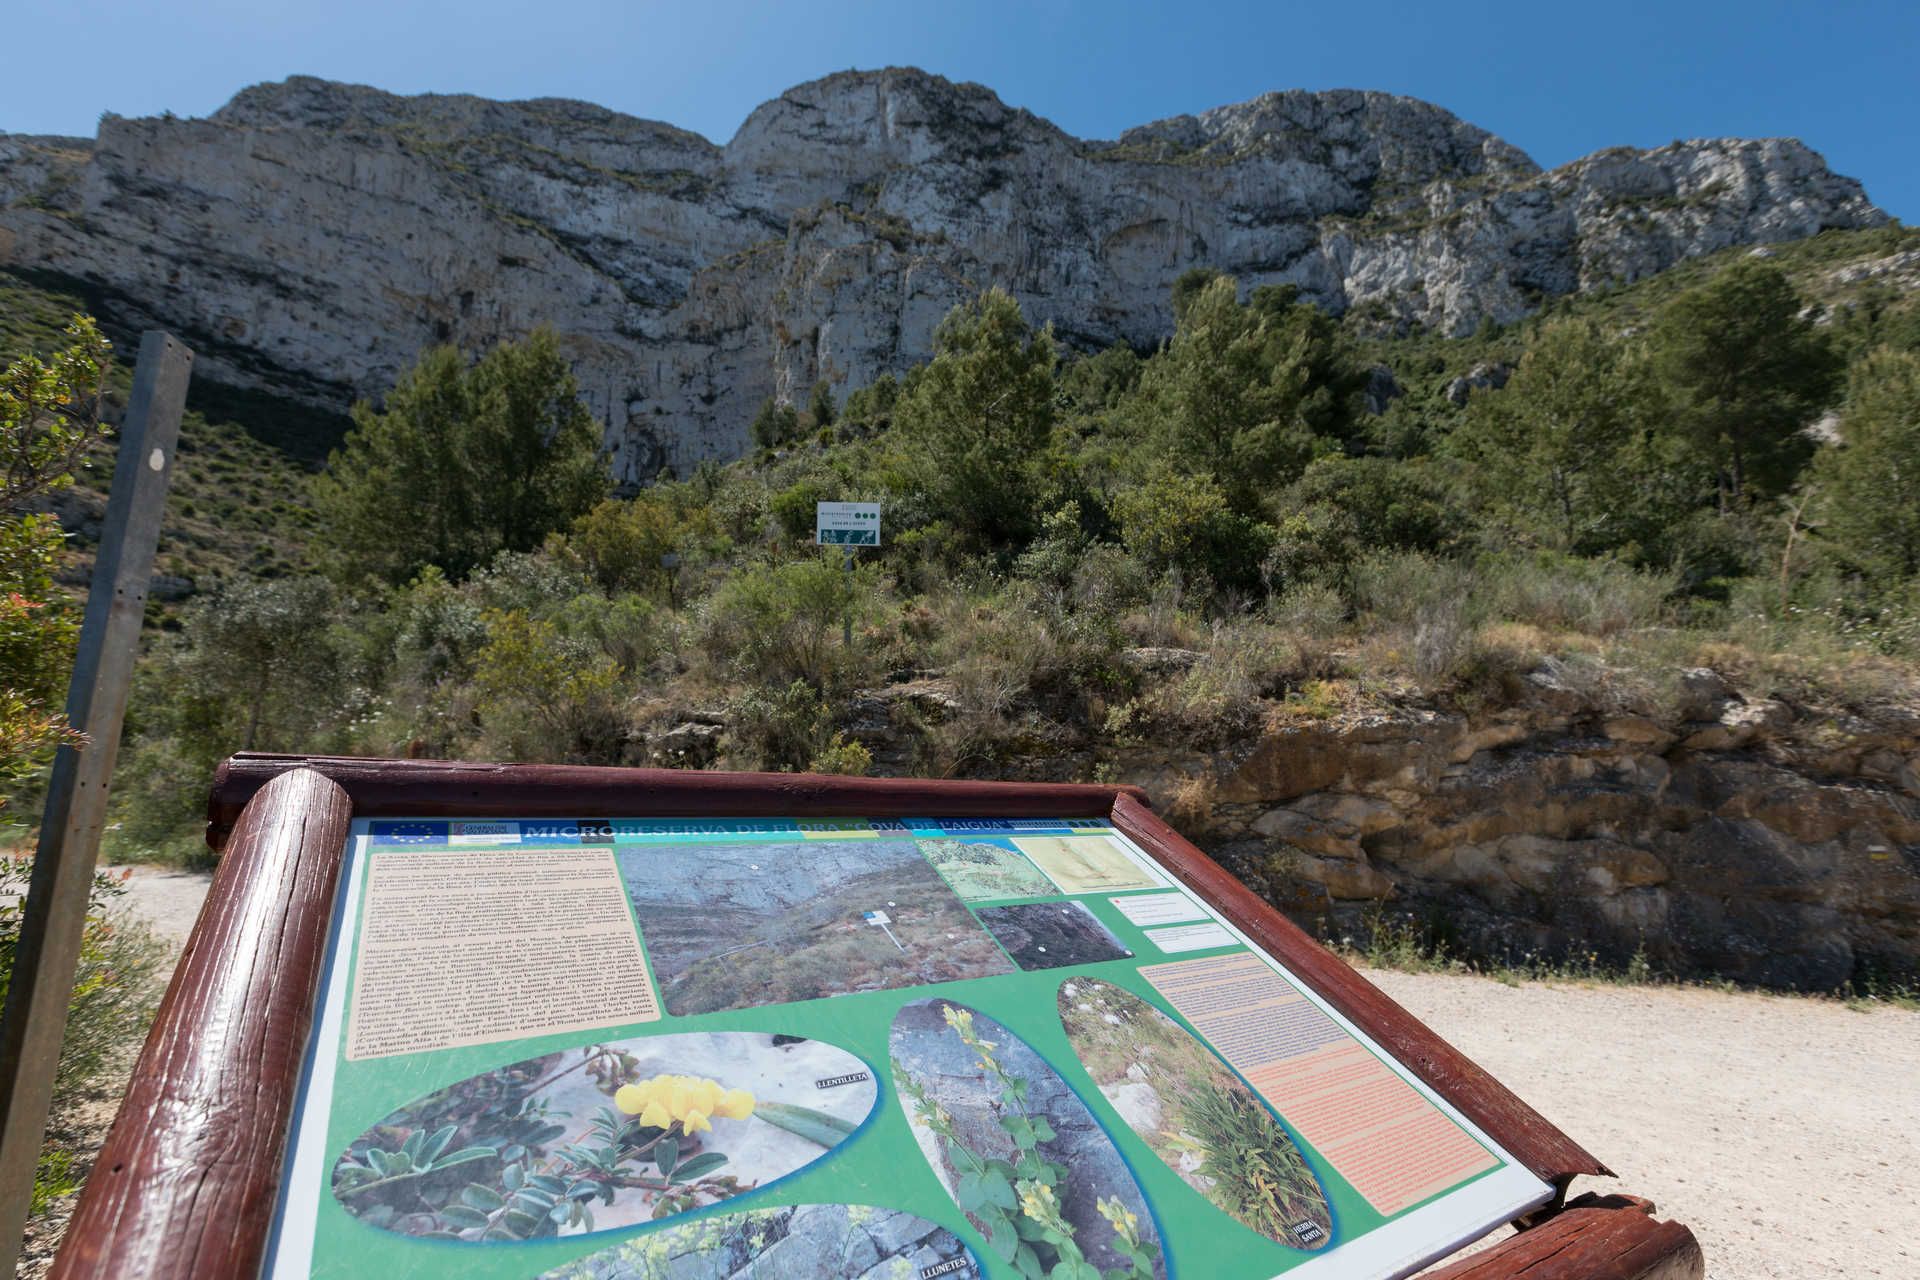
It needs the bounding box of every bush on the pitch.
[698,554,883,690]
[1113,472,1274,592]
[1476,553,1675,636]
[769,479,828,544]
[1347,550,1479,627]
[0,861,164,1210]
[750,398,802,449]
[721,679,869,774]
[471,609,628,762]
[566,496,683,599]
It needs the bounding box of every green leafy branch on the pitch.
[899,1005,1157,1280]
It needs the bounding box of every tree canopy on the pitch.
[1653,260,1841,505]
[314,329,608,584]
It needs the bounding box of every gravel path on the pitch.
[92,872,1920,1280]
[103,864,213,952]
[1373,967,1920,1280]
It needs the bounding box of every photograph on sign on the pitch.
[268,817,1550,1279]
[815,500,881,546]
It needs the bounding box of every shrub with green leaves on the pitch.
[0,861,164,1212]
[698,554,881,690]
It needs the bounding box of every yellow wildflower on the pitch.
[1018,1180,1057,1221]
[1097,1195,1140,1243]
[613,1073,750,1130]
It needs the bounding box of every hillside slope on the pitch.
[0,69,1887,482]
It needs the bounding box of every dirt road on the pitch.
[1374,968,1920,1280]
[97,871,1920,1280]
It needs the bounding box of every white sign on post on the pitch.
[816,502,881,546]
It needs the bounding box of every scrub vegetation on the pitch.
[0,228,1912,872]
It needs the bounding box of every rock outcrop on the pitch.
[1138,675,1920,992]
[810,662,1919,991]
[0,70,1888,483]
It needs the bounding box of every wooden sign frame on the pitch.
[50,754,1703,1279]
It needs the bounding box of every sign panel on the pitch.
[816,501,881,546]
[269,818,1549,1279]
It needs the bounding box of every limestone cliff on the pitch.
[0,69,1888,483]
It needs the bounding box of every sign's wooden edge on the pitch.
[1421,1194,1703,1280]
[53,767,353,1280]
[204,753,1151,849]
[49,753,1698,1280]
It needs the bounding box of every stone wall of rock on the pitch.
[0,70,1888,484]
[1114,666,1920,991]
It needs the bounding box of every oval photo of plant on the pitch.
[332,1032,875,1243]
[535,1203,980,1279]
[891,998,1166,1280]
[1057,979,1333,1251]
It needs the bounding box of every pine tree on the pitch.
[1653,261,1841,505]
[314,329,608,584]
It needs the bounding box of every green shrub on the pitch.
[721,679,868,773]
[698,554,882,690]
[1476,553,1675,636]
[565,496,686,599]
[750,397,802,449]
[0,861,164,1212]
[769,479,828,544]
[1347,550,1479,627]
[1113,471,1274,592]
[471,608,628,762]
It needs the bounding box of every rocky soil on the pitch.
[0,70,1887,481]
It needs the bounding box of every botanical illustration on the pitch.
[1058,979,1332,1251]
[616,840,1013,1015]
[537,1203,978,1280]
[891,999,1165,1280]
[332,1032,873,1242]
[976,902,1134,971]
[917,837,1056,902]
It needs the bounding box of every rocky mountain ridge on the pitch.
[0,68,1889,483]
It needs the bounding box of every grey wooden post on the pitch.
[0,332,192,1270]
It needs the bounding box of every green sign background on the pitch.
[289,824,1512,1279]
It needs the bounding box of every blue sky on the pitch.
[6,1,1915,219]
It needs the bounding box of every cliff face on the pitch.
[0,69,1888,482]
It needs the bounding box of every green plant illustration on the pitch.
[1171,1081,1327,1244]
[1058,979,1332,1250]
[333,1045,759,1240]
[896,1004,1159,1280]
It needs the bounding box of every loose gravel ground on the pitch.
[23,870,1915,1280]
[1376,967,1920,1280]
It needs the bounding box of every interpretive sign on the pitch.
[816,500,881,545]
[58,757,1699,1280]
[266,815,1550,1280]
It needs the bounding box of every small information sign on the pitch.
[815,501,881,545]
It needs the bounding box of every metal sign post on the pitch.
[862,909,905,953]
[0,332,192,1271]
[816,502,880,649]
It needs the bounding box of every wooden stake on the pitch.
[0,333,192,1271]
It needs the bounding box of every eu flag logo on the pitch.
[370,821,448,846]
